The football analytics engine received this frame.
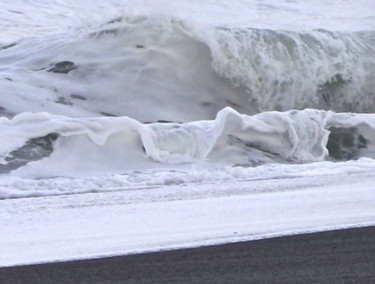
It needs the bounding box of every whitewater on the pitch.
[1,0,375,266]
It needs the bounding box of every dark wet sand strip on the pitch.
[1,226,374,283]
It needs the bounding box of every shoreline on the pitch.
[1,226,374,283]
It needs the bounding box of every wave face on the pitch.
[1,0,375,198]
[204,28,375,112]
[1,17,375,119]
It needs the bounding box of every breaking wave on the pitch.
[1,12,375,198]
[1,16,375,121]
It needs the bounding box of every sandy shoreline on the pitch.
[1,226,374,283]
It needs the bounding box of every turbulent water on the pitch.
[0,0,375,198]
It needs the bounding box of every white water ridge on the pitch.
[1,107,375,198]
[0,108,373,173]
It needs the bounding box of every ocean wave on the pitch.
[1,5,375,200]
[1,16,374,123]
[1,15,375,179]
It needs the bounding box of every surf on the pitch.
[1,2,375,199]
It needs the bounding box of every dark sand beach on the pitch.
[1,226,374,283]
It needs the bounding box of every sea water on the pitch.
[0,0,374,198]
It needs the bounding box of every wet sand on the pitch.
[1,226,374,283]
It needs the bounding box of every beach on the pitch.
[1,226,374,283]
